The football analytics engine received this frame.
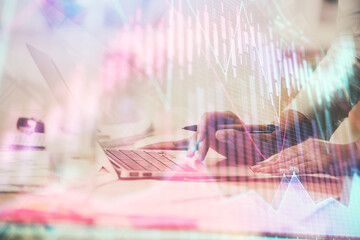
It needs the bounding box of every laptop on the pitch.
[26,43,267,180]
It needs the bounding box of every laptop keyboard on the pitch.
[105,149,196,172]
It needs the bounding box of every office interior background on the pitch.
[3,0,358,139]
[0,0,360,239]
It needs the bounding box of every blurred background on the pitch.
[2,0,357,144]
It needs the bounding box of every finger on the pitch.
[221,111,242,125]
[288,158,315,174]
[258,154,312,174]
[313,153,332,174]
[256,143,306,167]
[255,158,290,173]
[215,129,243,163]
[173,138,190,147]
[257,162,293,174]
[217,129,267,165]
[251,153,279,172]
[198,111,241,142]
[215,129,236,144]
[195,112,242,162]
[197,115,214,143]
[187,133,198,158]
[197,132,210,162]
[252,152,287,170]
[216,128,278,163]
[255,154,301,173]
[185,158,206,171]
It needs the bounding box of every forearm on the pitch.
[287,40,359,140]
[287,0,360,140]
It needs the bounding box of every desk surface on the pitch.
[0,145,351,240]
[0,167,347,237]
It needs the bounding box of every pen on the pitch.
[182,124,279,133]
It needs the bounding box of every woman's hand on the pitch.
[188,109,315,164]
[251,138,359,175]
[186,111,242,162]
[141,111,244,162]
[143,109,315,166]
[186,111,290,165]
